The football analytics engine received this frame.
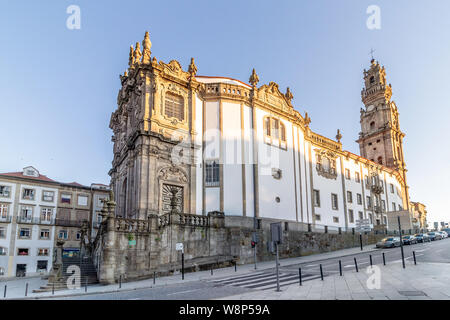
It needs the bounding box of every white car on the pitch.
[439,231,448,238]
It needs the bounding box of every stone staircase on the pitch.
[33,256,98,293]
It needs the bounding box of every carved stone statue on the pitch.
[188,57,197,76]
[249,68,259,87]
[133,42,142,65]
[142,31,152,64]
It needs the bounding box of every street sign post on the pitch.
[270,222,282,292]
[355,219,371,250]
[252,232,258,270]
[176,243,184,280]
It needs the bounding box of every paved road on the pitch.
[53,237,450,300]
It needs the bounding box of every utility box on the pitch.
[270,222,282,244]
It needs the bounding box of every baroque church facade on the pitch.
[109,31,412,232]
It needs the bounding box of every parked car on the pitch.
[376,237,401,248]
[415,233,431,243]
[442,228,450,236]
[402,235,417,245]
[427,232,442,241]
[439,231,448,238]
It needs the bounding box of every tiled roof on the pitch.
[0,171,56,183]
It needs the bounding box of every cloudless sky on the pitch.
[1,0,449,224]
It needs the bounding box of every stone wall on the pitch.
[94,213,388,284]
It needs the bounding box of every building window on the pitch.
[37,248,49,256]
[357,193,362,205]
[368,213,373,224]
[365,176,369,189]
[0,267,4,276]
[333,217,339,223]
[313,190,320,207]
[0,247,6,256]
[40,208,52,222]
[377,156,383,165]
[392,202,396,211]
[0,227,6,239]
[205,160,220,187]
[358,211,364,220]
[383,216,387,225]
[61,194,71,204]
[42,191,54,202]
[347,191,352,203]
[22,188,35,200]
[58,230,68,240]
[263,116,287,148]
[19,206,33,222]
[19,228,31,239]
[0,203,8,219]
[264,117,270,136]
[40,229,50,240]
[348,210,354,223]
[76,232,81,240]
[366,196,372,209]
[77,195,88,206]
[355,172,360,183]
[370,121,375,130]
[164,92,184,121]
[345,169,351,180]
[316,152,337,179]
[0,185,11,197]
[17,248,29,256]
[390,183,394,193]
[331,194,338,210]
[381,200,386,211]
[315,214,321,221]
[399,205,403,211]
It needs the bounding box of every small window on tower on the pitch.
[377,156,383,165]
[370,121,375,130]
[370,76,375,84]
[164,92,184,121]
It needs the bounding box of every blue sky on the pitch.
[1,1,449,224]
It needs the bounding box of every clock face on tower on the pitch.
[367,105,375,112]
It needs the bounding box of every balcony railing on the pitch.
[0,216,12,223]
[16,216,54,225]
[54,219,84,227]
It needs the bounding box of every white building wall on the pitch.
[243,105,255,217]
[204,101,220,213]
[195,94,203,215]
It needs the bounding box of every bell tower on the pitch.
[357,59,409,209]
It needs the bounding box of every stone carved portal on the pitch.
[161,184,183,214]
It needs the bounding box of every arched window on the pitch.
[164,92,184,121]
[370,121,375,130]
[370,76,375,84]
[271,119,279,140]
[263,116,287,148]
[377,156,383,165]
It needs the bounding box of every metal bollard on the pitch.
[52,283,55,295]
[119,275,122,289]
[382,252,386,265]
[299,268,302,286]
[370,255,373,267]
[413,251,417,265]
[3,285,6,298]
[153,272,156,284]
[339,260,342,276]
[234,262,237,272]
[25,283,28,297]
[320,264,324,280]
[354,257,359,272]
[85,278,87,292]
[211,266,213,276]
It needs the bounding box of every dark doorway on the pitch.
[37,260,48,272]
[16,264,26,277]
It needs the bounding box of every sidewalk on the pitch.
[217,260,450,300]
[0,244,378,300]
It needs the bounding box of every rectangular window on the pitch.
[0,227,6,239]
[17,248,29,256]
[347,191,352,203]
[271,119,279,140]
[383,216,387,225]
[40,208,52,222]
[264,117,270,136]
[0,203,8,219]
[58,230,68,240]
[19,206,33,222]
[22,188,35,200]
[37,248,49,256]
[365,176,369,189]
[0,247,6,255]
[355,172,360,183]
[61,194,71,204]
[348,209,354,223]
[357,193,362,205]
[42,191,54,202]
[40,229,50,240]
[76,232,81,240]
[77,195,88,206]
[392,202,396,211]
[345,169,350,180]
[313,189,320,207]
[381,200,386,211]
[164,92,184,121]
[205,160,220,187]
[366,196,372,208]
[333,217,339,223]
[19,228,31,239]
[0,185,11,197]
[315,214,321,221]
[390,183,394,193]
[358,211,364,220]
[331,193,338,210]
[399,205,403,211]
[368,213,373,224]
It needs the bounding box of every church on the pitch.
[108,31,418,234]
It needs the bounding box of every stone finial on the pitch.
[336,129,342,143]
[188,57,197,76]
[304,112,311,127]
[142,31,152,64]
[285,87,293,102]
[249,68,259,87]
[128,45,135,67]
[133,42,142,65]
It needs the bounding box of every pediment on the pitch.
[257,81,292,112]
[158,60,189,82]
